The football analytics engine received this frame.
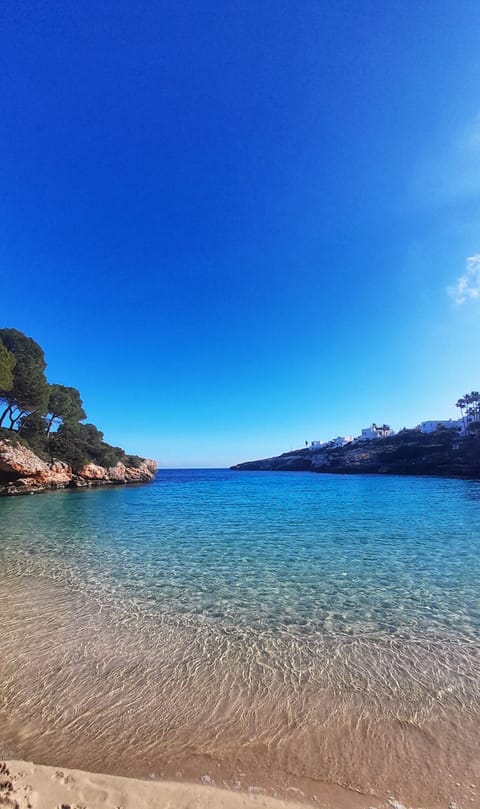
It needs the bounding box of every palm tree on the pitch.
[468,391,480,422]
[456,397,466,431]
[460,391,480,432]
[465,393,475,432]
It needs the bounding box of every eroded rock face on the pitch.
[80,460,158,483]
[232,433,480,478]
[0,438,50,477]
[80,463,107,480]
[0,437,157,496]
[107,460,158,482]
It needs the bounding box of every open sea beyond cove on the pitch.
[1,469,480,808]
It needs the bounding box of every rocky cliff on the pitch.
[231,430,480,478]
[0,437,157,496]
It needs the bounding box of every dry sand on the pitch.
[0,760,310,809]
[1,759,391,809]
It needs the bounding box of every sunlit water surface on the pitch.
[1,470,480,807]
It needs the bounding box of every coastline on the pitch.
[0,436,157,496]
[230,431,480,478]
[0,759,378,809]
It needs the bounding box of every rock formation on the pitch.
[0,437,157,496]
[231,430,480,478]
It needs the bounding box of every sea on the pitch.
[1,469,479,808]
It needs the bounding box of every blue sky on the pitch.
[1,1,480,466]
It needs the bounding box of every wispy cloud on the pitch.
[448,254,480,304]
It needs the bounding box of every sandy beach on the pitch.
[2,482,480,809]
[0,759,387,809]
[1,760,304,809]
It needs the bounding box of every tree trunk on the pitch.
[0,404,10,427]
[46,413,56,435]
[18,411,34,434]
[8,408,17,430]
[9,408,25,430]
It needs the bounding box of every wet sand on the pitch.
[1,574,479,809]
[0,758,442,809]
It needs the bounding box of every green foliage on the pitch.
[49,422,90,471]
[464,391,480,421]
[97,444,126,468]
[49,421,131,472]
[125,454,143,468]
[0,339,16,390]
[0,328,49,428]
[76,424,127,468]
[456,391,480,433]
[0,326,145,472]
[0,426,25,447]
[18,412,49,458]
[46,383,86,433]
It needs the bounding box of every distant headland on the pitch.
[232,395,480,477]
[0,328,157,495]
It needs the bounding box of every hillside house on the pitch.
[359,423,394,441]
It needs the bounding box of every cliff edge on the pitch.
[0,436,157,496]
[231,430,480,478]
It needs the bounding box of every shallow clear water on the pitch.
[2,470,480,635]
[1,470,480,806]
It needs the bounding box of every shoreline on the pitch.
[0,475,157,497]
[2,475,479,809]
[230,431,480,478]
[0,435,157,496]
[233,466,480,480]
[0,759,382,809]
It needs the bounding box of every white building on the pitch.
[359,423,394,441]
[419,414,480,435]
[418,419,462,434]
[330,435,354,448]
[310,435,353,451]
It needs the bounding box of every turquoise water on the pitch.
[1,469,480,638]
[1,470,480,803]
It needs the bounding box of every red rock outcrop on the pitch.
[0,437,157,496]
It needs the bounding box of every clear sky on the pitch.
[1,1,480,467]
